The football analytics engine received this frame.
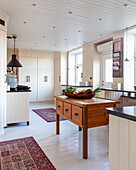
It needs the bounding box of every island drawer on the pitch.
[72,105,82,126]
[64,102,72,119]
[56,100,63,115]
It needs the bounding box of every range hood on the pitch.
[7,36,22,67]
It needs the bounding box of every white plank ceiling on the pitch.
[0,0,136,51]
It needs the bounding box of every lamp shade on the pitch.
[7,54,22,67]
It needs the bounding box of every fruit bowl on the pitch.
[64,93,95,99]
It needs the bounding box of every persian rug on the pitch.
[0,137,56,170]
[32,108,66,123]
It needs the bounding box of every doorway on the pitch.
[101,52,113,88]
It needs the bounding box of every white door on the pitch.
[19,57,38,102]
[38,57,54,101]
[101,52,113,88]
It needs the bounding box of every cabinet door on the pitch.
[0,30,7,130]
[38,58,54,101]
[7,92,29,123]
[19,57,38,102]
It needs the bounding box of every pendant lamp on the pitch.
[7,36,22,67]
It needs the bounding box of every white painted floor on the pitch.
[0,101,109,170]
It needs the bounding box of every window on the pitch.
[68,48,83,85]
[61,53,67,85]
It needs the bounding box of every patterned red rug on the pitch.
[32,108,66,123]
[0,137,56,170]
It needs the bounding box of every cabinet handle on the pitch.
[59,76,61,82]
[26,76,30,82]
[74,113,78,116]
[5,74,7,83]
[44,76,48,82]
[65,109,68,112]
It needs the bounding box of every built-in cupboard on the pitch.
[19,50,54,102]
[0,10,8,132]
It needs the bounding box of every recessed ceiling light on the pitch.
[65,38,67,40]
[36,43,38,44]
[100,34,102,36]
[43,36,46,38]
[23,21,27,24]
[69,11,72,14]
[54,44,56,46]
[32,3,36,6]
[53,26,56,29]
[78,30,81,32]
[99,18,102,20]
[83,41,86,43]
[124,3,128,6]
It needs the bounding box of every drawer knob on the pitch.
[74,113,78,116]
[65,109,68,112]
[58,105,61,108]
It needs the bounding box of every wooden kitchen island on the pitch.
[56,95,120,159]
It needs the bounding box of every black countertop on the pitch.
[7,89,31,93]
[101,87,136,93]
[61,85,136,93]
[106,106,136,122]
[61,85,93,88]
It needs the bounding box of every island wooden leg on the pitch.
[83,107,88,159]
[79,127,82,131]
[56,113,60,135]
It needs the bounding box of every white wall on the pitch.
[113,32,125,86]
[93,44,101,89]
[124,32,135,90]
[81,31,126,89]
[61,52,67,85]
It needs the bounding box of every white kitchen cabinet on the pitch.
[7,92,29,124]
[109,115,136,170]
[54,52,61,96]
[19,50,54,102]
[0,11,8,133]
[19,56,38,102]
[38,57,54,101]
